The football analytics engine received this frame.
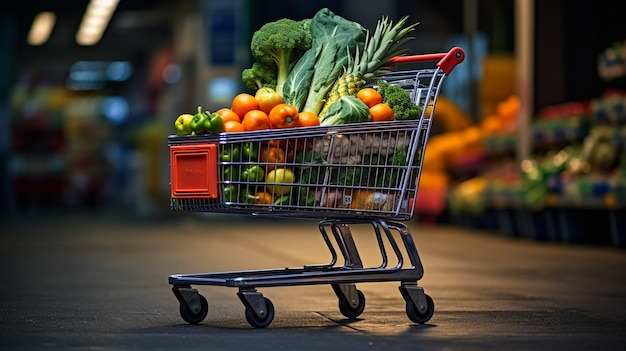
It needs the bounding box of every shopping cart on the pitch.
[167,47,464,328]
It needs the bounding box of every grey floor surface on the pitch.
[1,211,625,350]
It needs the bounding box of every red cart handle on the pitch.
[387,46,465,75]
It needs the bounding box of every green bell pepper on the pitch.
[242,142,259,161]
[240,187,260,204]
[241,165,264,182]
[222,185,258,203]
[221,145,241,162]
[223,166,240,181]
[204,112,225,134]
[222,185,239,202]
[189,106,225,134]
[189,106,208,134]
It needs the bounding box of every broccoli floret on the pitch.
[241,62,277,90]
[250,18,313,95]
[377,81,422,120]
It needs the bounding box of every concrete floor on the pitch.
[1,210,625,351]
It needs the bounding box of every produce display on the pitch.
[170,8,435,213]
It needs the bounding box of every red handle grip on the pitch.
[387,46,465,75]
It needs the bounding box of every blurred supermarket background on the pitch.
[1,0,625,247]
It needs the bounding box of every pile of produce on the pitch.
[215,135,418,210]
[172,8,427,212]
[173,8,421,136]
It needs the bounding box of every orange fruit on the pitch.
[297,111,320,127]
[369,103,394,122]
[241,109,271,131]
[223,120,245,132]
[255,191,274,205]
[216,108,240,123]
[357,88,383,108]
[231,93,260,119]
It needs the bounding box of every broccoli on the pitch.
[249,18,313,96]
[377,81,422,120]
[241,62,277,90]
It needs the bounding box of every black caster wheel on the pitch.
[179,294,208,324]
[406,293,434,324]
[244,297,275,328]
[338,289,366,319]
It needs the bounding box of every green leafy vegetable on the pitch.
[282,50,316,111]
[296,150,326,184]
[319,95,370,126]
[283,8,366,114]
[330,166,363,186]
[295,150,326,206]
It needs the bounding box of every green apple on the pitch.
[255,87,283,115]
[174,113,194,136]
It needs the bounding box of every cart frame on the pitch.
[168,47,465,328]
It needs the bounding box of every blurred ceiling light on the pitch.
[27,11,56,46]
[76,0,120,46]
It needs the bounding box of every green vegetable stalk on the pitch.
[283,8,366,114]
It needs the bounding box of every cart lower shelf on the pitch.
[169,218,434,328]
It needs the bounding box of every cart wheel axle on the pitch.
[332,283,366,319]
[399,283,434,324]
[172,286,209,324]
[237,289,275,328]
[405,294,434,324]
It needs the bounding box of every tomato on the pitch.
[268,139,289,149]
[269,103,299,129]
[259,146,286,171]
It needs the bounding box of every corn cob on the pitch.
[319,16,418,118]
